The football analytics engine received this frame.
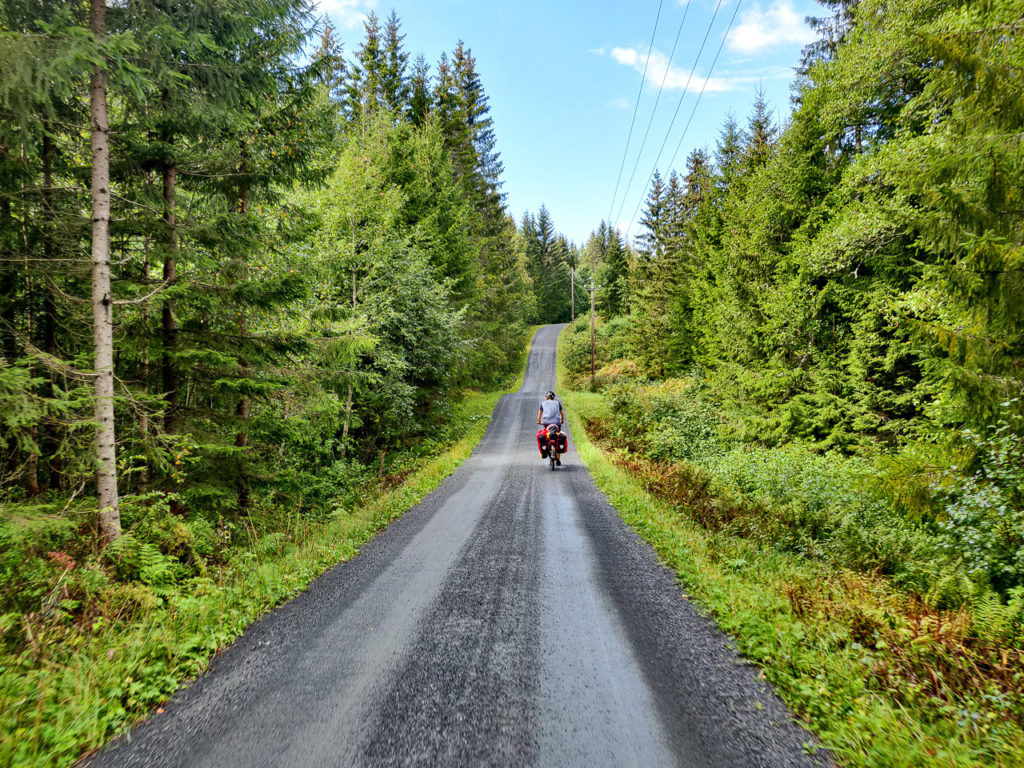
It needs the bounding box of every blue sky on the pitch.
[317,0,824,245]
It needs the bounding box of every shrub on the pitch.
[0,515,79,614]
[119,492,222,574]
[607,378,724,463]
[591,384,960,590]
[562,315,633,389]
[939,410,1024,593]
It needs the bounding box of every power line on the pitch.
[611,2,693,232]
[615,0,726,229]
[625,0,745,238]
[664,0,745,175]
[606,0,664,226]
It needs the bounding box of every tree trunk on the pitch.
[43,285,62,490]
[235,183,250,509]
[161,157,179,432]
[0,195,15,362]
[41,131,57,361]
[338,267,357,460]
[138,235,150,491]
[24,260,39,497]
[42,132,62,488]
[25,433,40,498]
[90,0,121,542]
[339,383,353,460]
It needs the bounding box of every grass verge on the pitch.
[557,332,1024,768]
[1,334,533,768]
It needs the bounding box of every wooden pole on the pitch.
[570,267,575,323]
[589,276,596,387]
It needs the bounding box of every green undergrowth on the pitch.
[0,331,534,767]
[558,340,1024,767]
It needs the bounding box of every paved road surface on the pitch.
[87,325,828,768]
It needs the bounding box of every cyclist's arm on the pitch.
[537,407,543,425]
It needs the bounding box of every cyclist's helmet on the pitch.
[546,390,555,399]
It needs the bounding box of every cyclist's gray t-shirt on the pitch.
[540,398,562,424]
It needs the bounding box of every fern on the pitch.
[138,544,175,587]
[971,585,1024,644]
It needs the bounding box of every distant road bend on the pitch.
[88,325,829,768]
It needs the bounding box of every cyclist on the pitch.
[537,390,566,464]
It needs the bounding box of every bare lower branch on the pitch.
[113,278,171,306]
[1,324,97,380]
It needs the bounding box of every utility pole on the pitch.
[587,277,600,387]
[570,266,575,323]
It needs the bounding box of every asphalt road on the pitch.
[87,324,829,768]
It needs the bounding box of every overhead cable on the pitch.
[663,0,745,174]
[606,0,664,226]
[615,0,727,229]
[612,1,693,231]
[625,0,745,237]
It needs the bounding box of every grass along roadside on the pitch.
[1,334,534,768]
[557,337,1024,767]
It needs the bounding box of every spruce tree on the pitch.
[408,54,432,126]
[345,11,385,122]
[636,171,667,261]
[381,11,411,115]
[313,16,348,105]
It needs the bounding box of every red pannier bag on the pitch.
[536,427,550,456]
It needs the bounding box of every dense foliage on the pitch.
[561,2,1024,753]
[0,0,552,678]
[572,0,1024,595]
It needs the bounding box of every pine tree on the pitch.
[345,11,385,122]
[313,16,347,105]
[715,112,744,186]
[743,90,776,171]
[799,0,860,73]
[603,227,629,316]
[380,11,411,115]
[453,43,504,215]
[408,54,432,126]
[636,171,667,261]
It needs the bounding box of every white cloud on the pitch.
[315,0,378,30]
[609,47,732,93]
[608,97,632,109]
[589,47,607,56]
[727,1,816,54]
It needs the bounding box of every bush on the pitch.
[607,378,724,463]
[102,535,179,587]
[710,443,868,514]
[939,411,1024,593]
[0,515,79,614]
[119,493,221,575]
[562,315,633,389]
[589,380,961,591]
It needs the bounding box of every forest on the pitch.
[0,3,582,764]
[560,0,1024,761]
[2,0,1023,764]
